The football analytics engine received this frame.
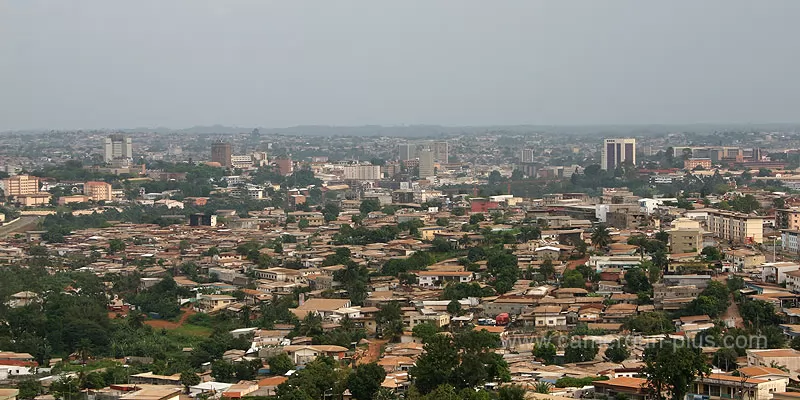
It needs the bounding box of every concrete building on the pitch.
[211,141,232,168]
[103,134,133,163]
[520,148,534,163]
[601,138,636,171]
[707,209,764,244]
[398,144,418,161]
[762,262,800,284]
[684,158,713,170]
[418,149,435,178]
[343,165,382,180]
[432,141,449,163]
[690,373,786,400]
[777,208,800,230]
[84,181,113,202]
[2,175,40,197]
[669,223,703,255]
[783,230,800,254]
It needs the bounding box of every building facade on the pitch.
[103,134,133,163]
[211,141,232,168]
[707,209,764,244]
[343,165,382,180]
[418,150,435,178]
[84,181,113,202]
[601,138,636,170]
[1,175,40,197]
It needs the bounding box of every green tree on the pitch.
[436,218,450,227]
[469,214,485,224]
[605,339,630,363]
[534,342,556,365]
[564,340,599,363]
[623,312,673,335]
[410,335,459,394]
[499,385,527,400]
[534,381,553,394]
[562,270,585,288]
[17,379,42,400]
[180,371,201,394]
[539,258,555,281]
[347,363,386,400]
[108,238,126,254]
[298,218,310,229]
[360,199,382,214]
[624,267,652,293]
[412,322,439,343]
[447,300,462,315]
[701,246,723,261]
[268,353,295,376]
[713,348,739,371]
[643,341,710,400]
[591,224,612,249]
[211,360,235,382]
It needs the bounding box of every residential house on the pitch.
[748,349,800,375]
[725,249,766,271]
[603,303,638,323]
[416,271,473,288]
[762,262,800,284]
[594,377,649,400]
[281,345,348,365]
[689,373,786,400]
[195,294,236,313]
[525,305,566,328]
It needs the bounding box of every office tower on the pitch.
[103,134,133,163]
[399,144,418,161]
[211,141,233,168]
[601,138,636,170]
[520,149,534,163]
[432,141,449,163]
[419,150,435,178]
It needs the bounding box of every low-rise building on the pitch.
[725,249,766,271]
[416,271,473,288]
[707,209,764,244]
[195,294,235,313]
[762,262,800,284]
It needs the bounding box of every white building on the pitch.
[103,134,133,163]
[342,165,382,180]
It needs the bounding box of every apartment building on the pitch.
[342,165,382,180]
[669,227,703,254]
[1,175,40,197]
[84,181,113,202]
[707,209,764,244]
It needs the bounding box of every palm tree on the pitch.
[534,381,553,394]
[75,339,92,365]
[591,224,612,250]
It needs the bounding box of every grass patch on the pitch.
[57,359,122,372]
[168,323,213,337]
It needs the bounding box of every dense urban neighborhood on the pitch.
[2,127,800,400]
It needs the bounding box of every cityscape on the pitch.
[4,2,800,400]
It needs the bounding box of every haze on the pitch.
[2,0,800,131]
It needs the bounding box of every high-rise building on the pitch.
[601,138,636,170]
[211,141,232,168]
[1,174,40,197]
[419,150,435,178]
[103,135,133,163]
[432,141,449,163]
[520,149,535,163]
[399,144,418,161]
[343,165,382,180]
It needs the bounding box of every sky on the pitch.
[1,0,800,130]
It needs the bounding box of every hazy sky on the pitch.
[2,1,800,130]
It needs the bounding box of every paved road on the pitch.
[0,215,43,238]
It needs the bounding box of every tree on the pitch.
[298,218,310,229]
[564,340,598,363]
[740,299,781,328]
[561,270,585,288]
[534,342,556,365]
[412,322,439,343]
[591,224,612,249]
[534,382,553,394]
[447,300,462,315]
[713,348,739,371]
[623,312,673,335]
[17,379,42,400]
[180,371,201,393]
[108,238,126,254]
[499,385,527,400]
[51,377,80,400]
[376,302,404,340]
[410,335,459,394]
[539,258,555,281]
[654,230,670,244]
[701,246,723,261]
[360,199,382,214]
[643,341,710,400]
[211,360,235,382]
[268,353,294,376]
[624,267,652,293]
[347,363,387,400]
[605,339,630,363]
[469,214,485,224]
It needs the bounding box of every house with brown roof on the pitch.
[594,377,649,400]
[690,373,786,400]
[602,303,638,323]
[524,305,566,328]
